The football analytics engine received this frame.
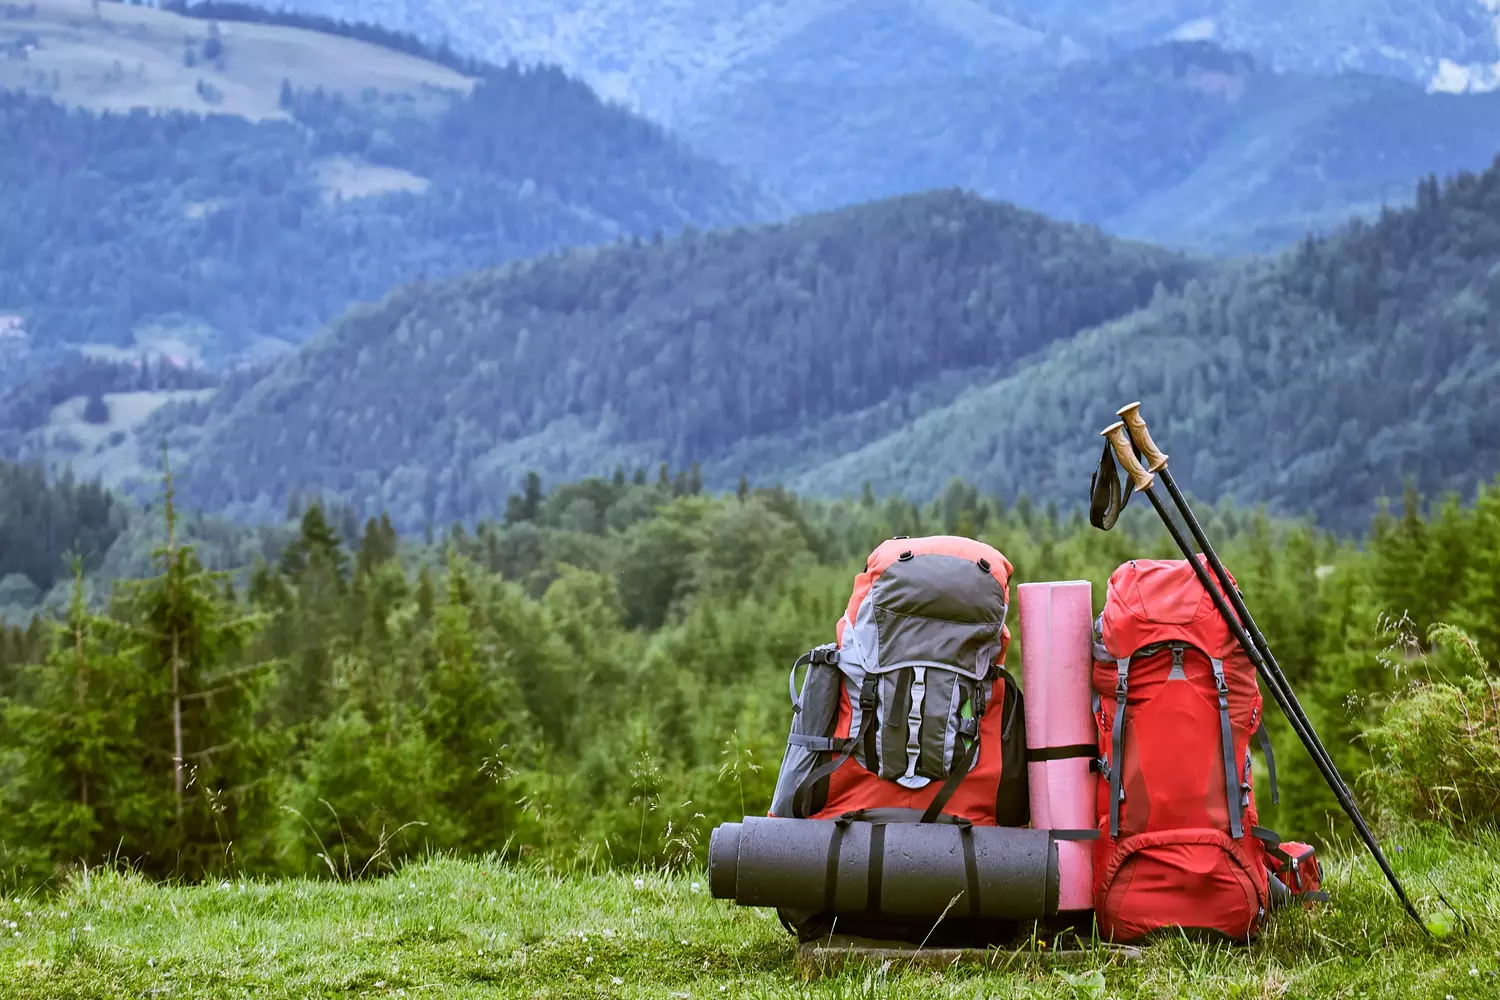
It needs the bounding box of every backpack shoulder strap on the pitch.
[1210,657,1245,839]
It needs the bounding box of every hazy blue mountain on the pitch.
[679,42,1500,253]
[255,1,1500,251]
[1010,0,1500,93]
[257,1,1500,117]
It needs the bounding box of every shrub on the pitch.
[1360,624,1500,832]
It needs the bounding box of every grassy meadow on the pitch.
[0,831,1496,999]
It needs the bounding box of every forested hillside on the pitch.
[155,190,1203,527]
[0,1,770,367]
[0,457,298,623]
[812,157,1500,531]
[682,41,1500,252]
[0,463,125,606]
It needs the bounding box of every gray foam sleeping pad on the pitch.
[709,817,1059,920]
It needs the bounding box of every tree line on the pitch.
[3,463,1497,887]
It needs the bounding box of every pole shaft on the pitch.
[1155,469,1339,777]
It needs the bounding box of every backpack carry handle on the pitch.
[1106,402,1426,931]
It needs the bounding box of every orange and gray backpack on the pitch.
[769,535,1029,828]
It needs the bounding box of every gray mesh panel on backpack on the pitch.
[841,553,1007,783]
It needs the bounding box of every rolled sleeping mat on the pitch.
[1018,580,1099,912]
[708,816,1060,920]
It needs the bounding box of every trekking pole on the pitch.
[1114,403,1345,784]
[1100,421,1426,928]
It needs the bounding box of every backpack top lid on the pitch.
[837,535,1013,663]
[1099,557,1239,660]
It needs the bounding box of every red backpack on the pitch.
[1091,558,1281,943]
[769,536,1029,829]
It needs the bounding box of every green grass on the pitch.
[1,833,1497,998]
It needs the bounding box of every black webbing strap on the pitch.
[960,824,981,920]
[867,824,885,914]
[919,678,991,824]
[822,817,850,911]
[1108,657,1129,836]
[1251,824,1281,846]
[1252,825,1293,866]
[1255,719,1279,805]
[787,734,842,752]
[1211,657,1244,839]
[862,681,879,767]
[1048,829,1102,841]
[792,675,879,818]
[919,724,979,823]
[1026,743,1098,763]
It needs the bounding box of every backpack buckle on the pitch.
[810,645,839,666]
[1211,658,1230,697]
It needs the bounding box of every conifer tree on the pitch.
[0,562,142,877]
[419,552,532,851]
[1457,480,1500,657]
[113,461,277,877]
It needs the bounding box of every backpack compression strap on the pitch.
[1108,657,1129,837]
[791,674,880,819]
[918,677,991,823]
[1255,718,1279,805]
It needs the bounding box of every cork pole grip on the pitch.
[1102,421,1155,492]
[1116,402,1169,473]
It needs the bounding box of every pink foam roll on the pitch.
[1018,580,1097,912]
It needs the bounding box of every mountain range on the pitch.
[265,1,1500,119]
[146,155,1500,533]
[5,0,1500,537]
[160,2,1500,253]
[679,40,1500,252]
